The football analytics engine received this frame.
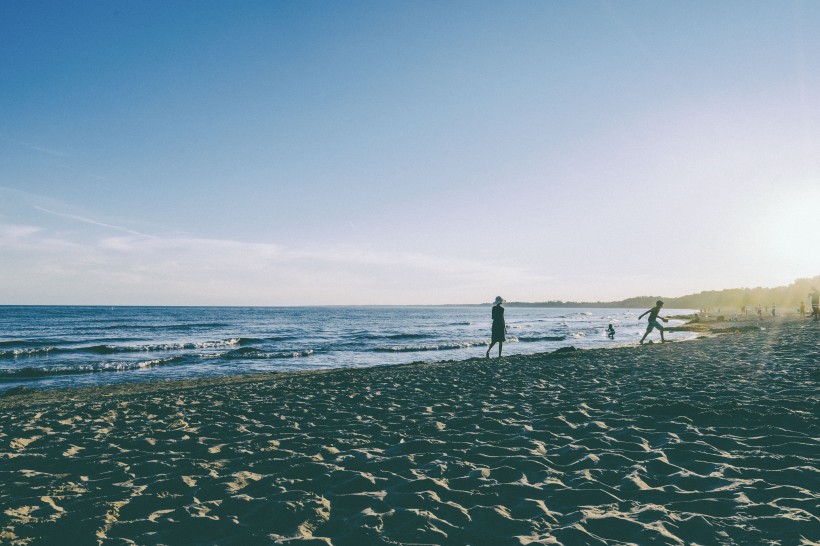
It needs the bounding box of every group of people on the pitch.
[759,288,820,320]
[752,304,776,318]
[485,297,670,358]
[485,288,820,358]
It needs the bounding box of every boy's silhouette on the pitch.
[639,300,668,344]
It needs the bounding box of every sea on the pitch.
[0,306,697,392]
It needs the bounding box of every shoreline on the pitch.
[0,306,701,395]
[1,317,816,544]
[0,313,748,409]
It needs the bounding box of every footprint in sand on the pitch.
[5,505,40,524]
[62,445,84,458]
[10,436,41,450]
[225,471,263,492]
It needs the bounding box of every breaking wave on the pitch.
[517,335,567,342]
[373,341,490,352]
[0,356,187,379]
[0,339,242,358]
[224,347,314,359]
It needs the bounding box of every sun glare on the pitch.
[763,187,820,267]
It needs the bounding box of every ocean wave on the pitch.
[0,339,241,358]
[355,333,429,341]
[237,337,266,345]
[238,336,294,344]
[373,341,490,353]
[0,340,59,348]
[97,322,231,331]
[0,347,58,358]
[102,339,242,352]
[224,347,314,359]
[517,335,567,342]
[0,356,187,379]
[385,333,430,340]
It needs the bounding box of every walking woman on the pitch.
[486,296,506,358]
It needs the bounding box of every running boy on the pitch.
[639,300,668,344]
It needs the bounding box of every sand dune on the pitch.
[1,318,818,545]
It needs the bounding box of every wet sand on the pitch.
[1,318,818,545]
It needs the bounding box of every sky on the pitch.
[1,1,819,305]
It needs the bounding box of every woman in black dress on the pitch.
[486,296,506,358]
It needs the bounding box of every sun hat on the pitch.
[494,296,504,304]
[656,300,664,306]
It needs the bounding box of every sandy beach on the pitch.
[1,317,817,545]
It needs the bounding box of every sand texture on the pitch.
[1,319,818,545]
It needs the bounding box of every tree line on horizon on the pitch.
[495,275,820,310]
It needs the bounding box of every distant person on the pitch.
[639,300,668,344]
[811,288,820,320]
[771,304,776,317]
[486,296,506,358]
[606,324,615,339]
[756,304,763,320]
[800,301,806,318]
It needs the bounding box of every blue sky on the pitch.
[2,1,819,305]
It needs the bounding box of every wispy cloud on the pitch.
[1,137,107,180]
[0,224,548,305]
[0,185,549,304]
[1,135,71,158]
[32,205,153,238]
[0,224,45,242]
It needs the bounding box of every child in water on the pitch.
[606,324,615,339]
[639,300,668,344]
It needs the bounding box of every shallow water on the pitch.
[0,306,696,391]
